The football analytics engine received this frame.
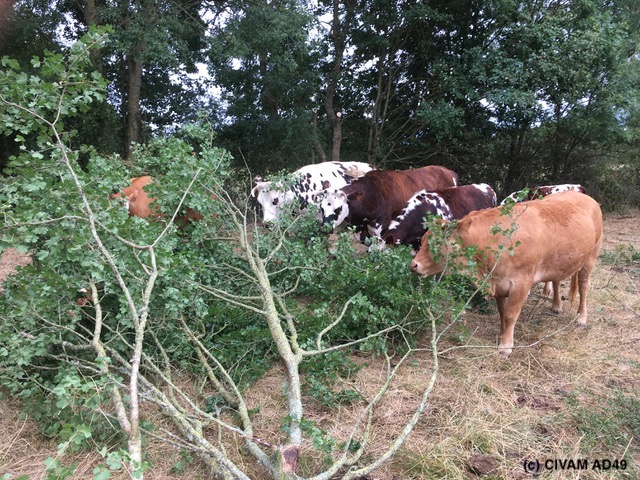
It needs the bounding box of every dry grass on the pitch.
[0,247,31,293]
[1,211,639,479]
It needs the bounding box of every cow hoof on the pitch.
[549,308,562,316]
[575,322,588,329]
[498,347,513,357]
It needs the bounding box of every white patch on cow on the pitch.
[385,189,453,240]
[476,183,498,205]
[423,192,453,220]
[367,222,384,238]
[549,184,583,194]
[389,189,429,227]
[252,161,374,222]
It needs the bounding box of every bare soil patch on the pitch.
[1,211,638,479]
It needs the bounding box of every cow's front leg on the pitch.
[495,286,529,357]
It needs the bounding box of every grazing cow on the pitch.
[500,184,586,205]
[317,165,459,238]
[411,191,603,356]
[382,184,497,250]
[110,175,155,218]
[110,176,204,227]
[251,161,375,223]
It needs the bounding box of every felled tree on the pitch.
[0,31,478,480]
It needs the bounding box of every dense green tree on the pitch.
[1,0,209,159]
[207,0,319,172]
[2,0,640,202]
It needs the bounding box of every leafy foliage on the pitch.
[0,34,473,478]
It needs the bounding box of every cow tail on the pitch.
[569,271,579,307]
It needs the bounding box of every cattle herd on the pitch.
[113,161,602,356]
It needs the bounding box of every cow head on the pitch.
[314,189,350,229]
[410,233,446,275]
[410,219,453,275]
[251,180,296,223]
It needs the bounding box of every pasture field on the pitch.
[1,211,638,479]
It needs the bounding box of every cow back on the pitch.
[448,191,603,292]
[500,184,586,205]
[384,183,496,248]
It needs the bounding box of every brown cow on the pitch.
[110,176,203,227]
[411,191,603,356]
[316,165,459,238]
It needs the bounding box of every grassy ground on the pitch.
[1,211,638,479]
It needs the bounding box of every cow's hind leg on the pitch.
[550,280,562,314]
[495,286,530,357]
[575,268,593,327]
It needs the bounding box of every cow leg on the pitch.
[550,280,562,314]
[542,281,553,298]
[576,268,592,326]
[495,286,529,357]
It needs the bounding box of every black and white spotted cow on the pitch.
[251,161,375,222]
[500,184,586,205]
[382,183,497,250]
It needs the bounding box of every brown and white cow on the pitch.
[382,183,497,250]
[411,191,603,356]
[500,184,586,205]
[110,176,204,227]
[316,165,459,239]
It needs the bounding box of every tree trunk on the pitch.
[325,0,351,163]
[311,108,326,163]
[125,51,143,160]
[77,0,104,72]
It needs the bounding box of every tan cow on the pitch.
[110,176,204,227]
[110,175,155,218]
[411,191,603,356]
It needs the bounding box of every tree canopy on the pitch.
[2,0,639,204]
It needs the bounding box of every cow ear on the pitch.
[312,191,325,202]
[251,183,266,197]
[127,190,139,201]
[346,191,361,202]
